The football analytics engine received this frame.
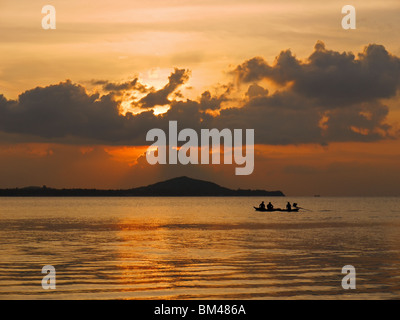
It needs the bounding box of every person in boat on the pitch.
[267,202,274,211]
[259,201,266,210]
[293,203,298,209]
[286,202,292,211]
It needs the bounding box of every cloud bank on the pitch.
[1,42,399,146]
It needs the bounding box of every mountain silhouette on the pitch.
[131,176,284,196]
[0,176,284,197]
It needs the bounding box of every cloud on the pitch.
[233,41,400,106]
[0,80,161,145]
[245,83,269,99]
[0,42,399,146]
[93,78,149,93]
[135,68,190,109]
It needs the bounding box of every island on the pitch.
[0,176,285,197]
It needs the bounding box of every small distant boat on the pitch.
[254,207,299,212]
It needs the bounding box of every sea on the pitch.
[0,197,399,300]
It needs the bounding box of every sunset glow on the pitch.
[0,0,400,195]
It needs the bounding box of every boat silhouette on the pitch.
[253,206,300,212]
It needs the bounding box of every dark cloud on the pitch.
[321,102,391,142]
[199,84,231,111]
[234,41,400,107]
[245,84,269,99]
[0,80,150,144]
[0,42,398,146]
[213,91,325,145]
[136,68,190,109]
[102,78,148,93]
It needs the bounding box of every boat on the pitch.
[254,206,299,212]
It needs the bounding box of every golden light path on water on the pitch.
[0,197,400,299]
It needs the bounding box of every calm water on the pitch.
[0,197,400,300]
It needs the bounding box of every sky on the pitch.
[1,0,400,196]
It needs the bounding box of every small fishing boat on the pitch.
[253,206,300,212]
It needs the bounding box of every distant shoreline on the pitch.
[0,194,284,197]
[0,176,285,197]
[0,188,285,197]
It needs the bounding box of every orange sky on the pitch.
[0,140,399,196]
[1,0,400,196]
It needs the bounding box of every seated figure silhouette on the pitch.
[259,201,266,210]
[267,202,274,211]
